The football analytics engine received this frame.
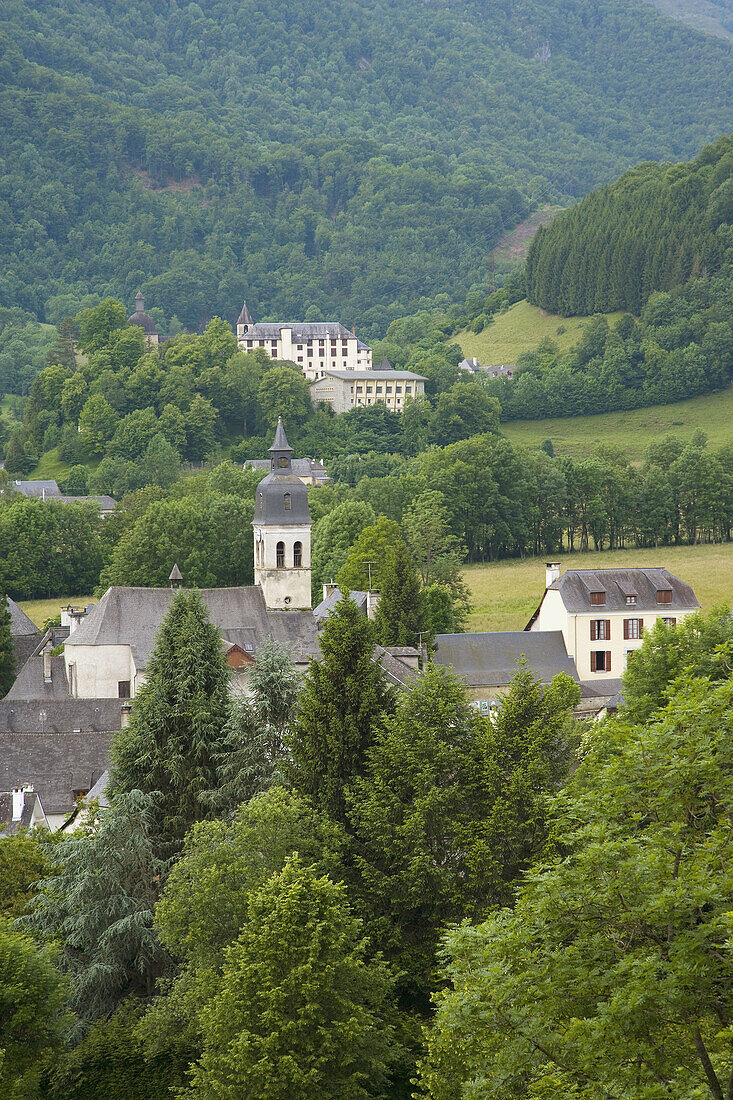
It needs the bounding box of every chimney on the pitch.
[120,702,133,728]
[43,645,52,684]
[366,591,380,621]
[323,580,339,601]
[12,787,26,822]
[545,562,561,589]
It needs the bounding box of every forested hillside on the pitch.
[1,0,732,334]
[526,133,733,315]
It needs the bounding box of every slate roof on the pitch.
[0,789,47,834]
[313,587,369,625]
[65,586,321,669]
[11,479,61,498]
[373,645,421,688]
[547,568,699,613]
[6,655,70,700]
[7,598,39,638]
[314,369,426,381]
[0,732,113,815]
[128,291,156,335]
[9,482,116,511]
[433,631,579,686]
[240,322,356,341]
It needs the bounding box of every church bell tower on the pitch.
[252,419,312,610]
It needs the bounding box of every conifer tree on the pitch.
[373,541,424,648]
[209,641,301,814]
[0,596,17,699]
[288,597,393,824]
[110,589,231,857]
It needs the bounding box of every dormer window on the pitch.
[656,589,673,603]
[590,591,606,605]
[284,492,291,510]
[626,595,637,605]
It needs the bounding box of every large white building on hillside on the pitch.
[236,301,371,380]
[309,368,426,413]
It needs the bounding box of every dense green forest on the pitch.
[525,133,733,315]
[1,0,731,336]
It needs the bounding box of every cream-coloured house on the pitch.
[236,301,371,379]
[526,564,700,681]
[309,369,426,413]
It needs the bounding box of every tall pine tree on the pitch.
[109,589,231,857]
[373,542,424,648]
[287,597,393,824]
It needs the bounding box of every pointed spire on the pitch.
[169,563,183,589]
[269,417,291,454]
[134,290,145,314]
[237,299,254,327]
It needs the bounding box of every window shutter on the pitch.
[605,619,611,640]
[623,619,629,640]
[590,621,597,641]
[590,652,597,672]
[606,651,611,672]
[639,619,644,634]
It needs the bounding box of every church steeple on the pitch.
[237,299,254,337]
[252,420,311,610]
[269,416,293,472]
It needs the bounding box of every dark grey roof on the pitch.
[0,695,123,735]
[314,370,425,381]
[270,417,291,453]
[313,587,369,625]
[65,586,320,668]
[86,769,111,808]
[0,732,113,815]
[241,322,356,341]
[6,655,70,700]
[129,291,156,335]
[10,480,62,498]
[433,631,579,686]
[58,494,117,511]
[245,458,328,478]
[376,358,393,370]
[7,598,39,637]
[549,569,699,613]
[237,300,254,326]
[373,645,420,689]
[578,677,625,699]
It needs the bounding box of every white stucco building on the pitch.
[309,368,426,413]
[236,301,371,380]
[526,563,700,681]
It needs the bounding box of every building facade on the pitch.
[526,564,700,681]
[309,369,426,413]
[236,301,371,379]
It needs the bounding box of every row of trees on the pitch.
[526,134,733,316]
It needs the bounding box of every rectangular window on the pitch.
[590,651,611,673]
[624,618,643,639]
[662,617,677,628]
[395,385,402,393]
[356,386,363,393]
[297,344,303,350]
[297,356,303,362]
[386,386,393,394]
[366,386,373,394]
[657,589,673,603]
[590,591,606,605]
[405,385,412,394]
[376,386,383,394]
[590,620,610,641]
[625,594,637,604]
[118,680,131,699]
[307,348,313,356]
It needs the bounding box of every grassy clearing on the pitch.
[490,205,564,269]
[457,300,623,365]
[463,543,733,633]
[501,385,733,461]
[18,596,97,629]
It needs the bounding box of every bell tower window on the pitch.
[278,457,288,468]
[284,492,291,510]
[276,541,285,568]
[294,541,302,567]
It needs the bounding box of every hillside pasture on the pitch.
[501,385,733,461]
[457,300,623,366]
[463,543,733,633]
